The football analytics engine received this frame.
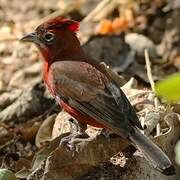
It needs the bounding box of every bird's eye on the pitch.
[44,32,55,43]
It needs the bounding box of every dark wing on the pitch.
[49,61,142,138]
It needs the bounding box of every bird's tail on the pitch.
[129,127,175,176]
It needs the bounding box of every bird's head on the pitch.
[21,17,83,62]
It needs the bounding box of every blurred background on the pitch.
[0,0,179,88]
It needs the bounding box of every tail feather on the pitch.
[129,127,175,175]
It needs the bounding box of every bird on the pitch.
[20,17,175,175]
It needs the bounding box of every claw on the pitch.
[100,128,111,138]
[59,120,89,156]
[59,131,89,156]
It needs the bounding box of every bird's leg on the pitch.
[59,118,89,154]
[121,145,137,158]
[100,128,111,138]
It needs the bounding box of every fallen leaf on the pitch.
[8,62,41,89]
[154,113,180,159]
[17,120,42,141]
[51,111,74,139]
[43,133,129,180]
[15,169,31,179]
[0,169,17,180]
[143,110,160,135]
[35,114,57,148]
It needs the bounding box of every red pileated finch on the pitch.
[21,17,174,175]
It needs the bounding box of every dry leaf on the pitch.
[9,62,41,89]
[143,110,160,135]
[17,120,42,141]
[51,111,74,139]
[154,113,180,158]
[43,133,129,180]
[35,114,57,148]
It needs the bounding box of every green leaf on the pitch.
[0,169,17,180]
[175,140,180,165]
[155,73,180,102]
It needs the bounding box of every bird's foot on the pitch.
[100,128,111,138]
[59,132,89,156]
[122,145,137,158]
[59,119,89,156]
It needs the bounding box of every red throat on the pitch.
[43,61,49,83]
[43,60,53,93]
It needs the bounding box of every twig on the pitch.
[39,1,81,24]
[82,0,117,22]
[144,49,160,109]
[144,49,155,92]
[144,49,161,136]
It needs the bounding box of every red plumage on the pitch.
[37,17,79,32]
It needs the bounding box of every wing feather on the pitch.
[49,61,142,138]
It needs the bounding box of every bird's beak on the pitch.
[20,32,39,44]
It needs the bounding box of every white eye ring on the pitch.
[44,32,55,42]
